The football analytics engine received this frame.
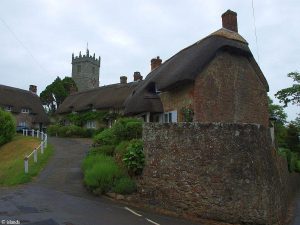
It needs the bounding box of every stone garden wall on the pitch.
[137,122,297,225]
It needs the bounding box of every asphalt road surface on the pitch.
[0,137,198,225]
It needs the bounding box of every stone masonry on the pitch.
[194,51,269,127]
[138,122,292,225]
[72,49,100,91]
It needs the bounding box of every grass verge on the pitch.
[0,135,54,186]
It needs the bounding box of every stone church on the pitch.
[71,48,100,91]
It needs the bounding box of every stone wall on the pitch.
[138,122,294,225]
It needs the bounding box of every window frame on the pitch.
[86,120,96,129]
[21,108,30,114]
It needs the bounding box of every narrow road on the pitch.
[0,137,198,225]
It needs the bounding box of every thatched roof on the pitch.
[56,81,141,114]
[124,28,269,115]
[0,85,49,123]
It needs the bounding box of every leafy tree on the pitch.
[290,114,300,131]
[275,72,300,107]
[268,96,288,147]
[268,96,287,124]
[285,124,300,153]
[40,76,77,114]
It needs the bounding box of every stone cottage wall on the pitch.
[194,51,269,127]
[159,83,194,122]
[138,122,293,225]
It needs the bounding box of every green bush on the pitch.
[93,128,117,146]
[285,150,298,172]
[48,124,98,138]
[285,124,300,153]
[82,154,123,194]
[0,109,16,146]
[123,139,145,175]
[113,118,142,142]
[112,177,137,194]
[295,160,300,173]
[89,145,115,156]
[115,141,131,156]
[47,124,61,136]
[83,128,95,138]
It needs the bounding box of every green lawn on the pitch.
[0,135,54,186]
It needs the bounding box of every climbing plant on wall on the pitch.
[181,106,194,122]
[65,111,120,126]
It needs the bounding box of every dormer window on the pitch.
[5,106,12,112]
[21,108,30,113]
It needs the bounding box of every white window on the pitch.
[5,106,12,111]
[21,108,30,113]
[163,110,177,123]
[19,121,27,127]
[86,121,96,129]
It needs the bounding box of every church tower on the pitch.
[71,47,100,91]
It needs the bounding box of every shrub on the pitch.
[84,128,97,138]
[93,128,117,146]
[0,109,16,146]
[115,141,131,156]
[285,124,300,153]
[47,124,61,136]
[89,145,115,156]
[286,150,297,172]
[113,118,142,142]
[56,125,85,137]
[82,154,123,194]
[296,160,300,173]
[123,139,145,176]
[112,177,137,194]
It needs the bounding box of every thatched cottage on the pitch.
[124,10,269,127]
[56,74,142,128]
[58,10,269,128]
[0,84,49,129]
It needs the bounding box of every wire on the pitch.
[0,16,49,74]
[251,0,260,64]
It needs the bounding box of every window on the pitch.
[163,110,177,123]
[19,121,27,127]
[21,108,30,113]
[92,67,95,74]
[86,121,96,129]
[5,106,12,111]
[77,65,81,73]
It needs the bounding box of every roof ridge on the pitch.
[0,84,36,95]
[69,81,140,96]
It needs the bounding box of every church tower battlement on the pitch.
[71,47,101,91]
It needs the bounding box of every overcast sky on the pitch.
[0,0,299,120]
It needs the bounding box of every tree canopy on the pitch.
[40,77,77,114]
[268,96,287,124]
[275,71,300,107]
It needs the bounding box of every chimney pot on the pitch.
[133,72,143,81]
[151,56,162,71]
[222,10,238,32]
[29,85,37,94]
[120,76,127,84]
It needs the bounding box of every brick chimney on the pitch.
[222,10,238,32]
[151,56,162,71]
[29,85,37,94]
[120,76,127,84]
[133,72,143,81]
